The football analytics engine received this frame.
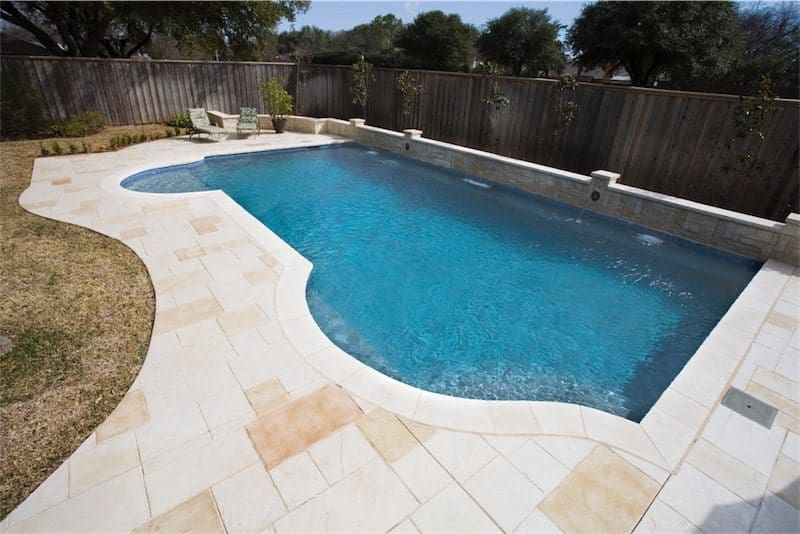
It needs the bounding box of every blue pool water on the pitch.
[124,143,759,421]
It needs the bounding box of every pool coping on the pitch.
[22,133,779,476]
[16,130,791,482]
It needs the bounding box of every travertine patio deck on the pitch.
[3,132,798,533]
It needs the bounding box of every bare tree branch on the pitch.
[0,1,64,55]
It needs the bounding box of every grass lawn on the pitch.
[0,126,164,518]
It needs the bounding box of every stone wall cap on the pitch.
[590,170,621,182]
[610,182,783,230]
[206,110,238,119]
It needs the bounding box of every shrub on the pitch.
[171,113,192,129]
[49,111,105,138]
[351,56,373,119]
[39,143,50,157]
[81,142,90,153]
[0,76,47,139]
[396,70,423,119]
[51,141,63,155]
[259,77,293,119]
[67,143,78,154]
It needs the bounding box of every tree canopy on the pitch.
[477,7,566,77]
[0,1,308,59]
[339,14,404,55]
[396,10,477,71]
[567,1,741,86]
[723,2,799,95]
[277,25,335,61]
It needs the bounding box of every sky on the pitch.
[278,1,588,37]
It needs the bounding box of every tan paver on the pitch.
[217,303,269,336]
[357,408,420,463]
[119,226,147,239]
[245,379,290,416]
[68,433,140,497]
[151,296,222,335]
[132,490,224,533]
[539,445,660,533]
[246,384,362,468]
[95,388,149,443]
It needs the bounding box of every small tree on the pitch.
[477,62,510,153]
[548,75,580,163]
[259,77,293,119]
[721,75,779,201]
[395,71,423,126]
[351,55,373,120]
[479,62,510,111]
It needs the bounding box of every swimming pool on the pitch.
[123,143,759,421]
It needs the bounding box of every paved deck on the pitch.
[4,133,799,533]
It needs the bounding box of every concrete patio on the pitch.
[3,131,798,533]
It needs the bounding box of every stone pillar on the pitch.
[348,118,365,142]
[589,170,620,203]
[776,213,800,266]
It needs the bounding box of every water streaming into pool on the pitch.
[123,143,759,421]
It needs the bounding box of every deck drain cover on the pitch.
[721,387,777,429]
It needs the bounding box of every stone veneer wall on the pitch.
[276,115,800,266]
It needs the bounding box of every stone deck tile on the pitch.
[6,133,800,533]
[133,490,225,533]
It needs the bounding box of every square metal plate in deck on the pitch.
[721,387,778,429]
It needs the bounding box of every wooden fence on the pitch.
[0,56,296,125]
[2,56,797,221]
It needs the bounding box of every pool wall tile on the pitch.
[330,119,798,266]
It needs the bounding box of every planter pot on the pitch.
[271,117,288,133]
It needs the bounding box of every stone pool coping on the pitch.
[51,130,788,469]
[7,129,798,531]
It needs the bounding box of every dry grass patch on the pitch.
[0,126,160,518]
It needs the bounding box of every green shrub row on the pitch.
[39,141,91,156]
[38,127,186,157]
[49,111,105,138]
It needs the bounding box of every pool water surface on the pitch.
[123,144,759,421]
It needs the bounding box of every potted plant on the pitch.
[259,77,293,133]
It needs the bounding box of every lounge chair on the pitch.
[187,108,225,140]
[236,107,260,138]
